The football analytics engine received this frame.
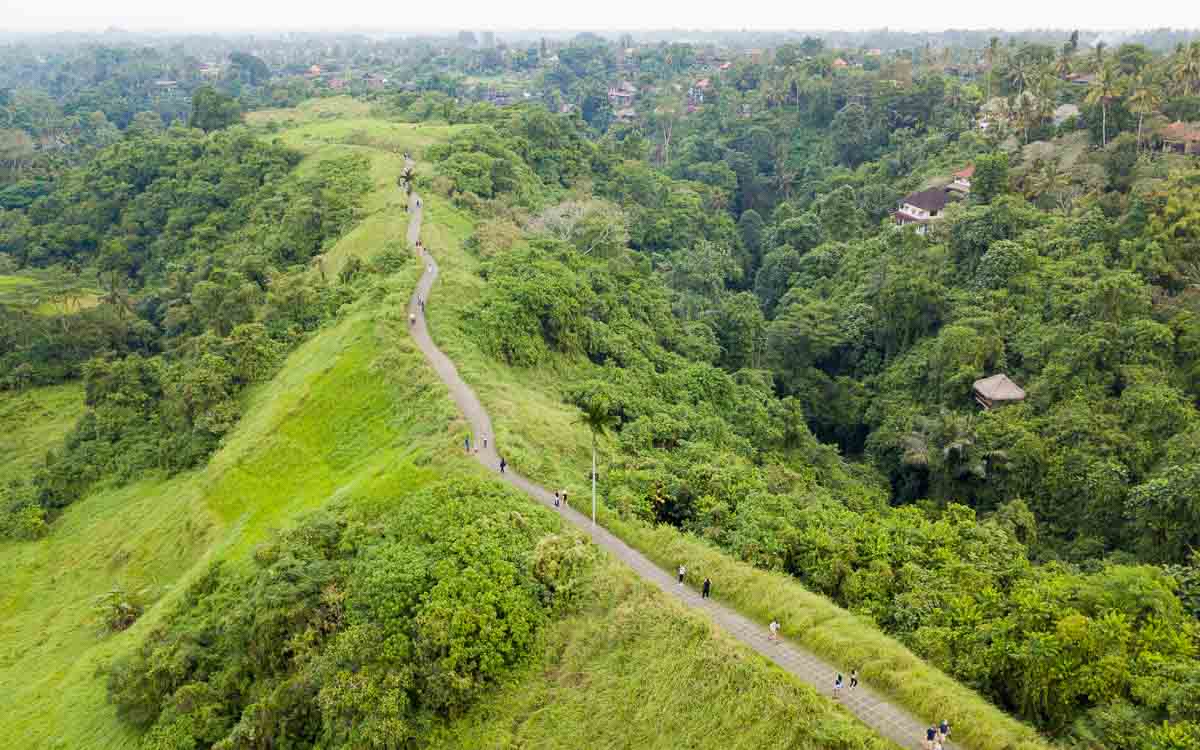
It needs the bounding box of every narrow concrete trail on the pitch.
[404,190,958,750]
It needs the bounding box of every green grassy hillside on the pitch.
[0,382,84,477]
[0,103,902,750]
[433,558,895,750]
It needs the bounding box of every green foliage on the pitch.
[972,151,1011,203]
[0,127,371,537]
[106,480,596,748]
[189,86,242,132]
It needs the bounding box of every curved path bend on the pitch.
[404,192,958,750]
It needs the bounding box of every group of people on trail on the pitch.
[832,669,859,699]
[675,565,713,599]
[553,490,569,508]
[922,721,952,749]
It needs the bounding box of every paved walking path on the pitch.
[404,190,958,750]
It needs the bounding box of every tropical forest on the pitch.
[3,19,1200,750]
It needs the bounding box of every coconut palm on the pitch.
[1008,56,1034,96]
[576,398,619,525]
[1127,71,1163,150]
[1085,61,1125,147]
[1055,44,1073,78]
[985,37,1001,101]
[1028,157,1074,212]
[398,165,416,195]
[1173,41,1200,96]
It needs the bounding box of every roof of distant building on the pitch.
[973,374,1026,402]
[901,188,951,214]
[1053,103,1080,122]
[954,165,975,179]
[1161,121,1200,142]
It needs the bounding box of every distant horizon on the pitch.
[2,25,1199,41]
[3,0,1199,37]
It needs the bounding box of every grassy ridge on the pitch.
[430,558,899,750]
[0,112,461,747]
[1,104,904,750]
[0,288,458,746]
[418,191,1053,750]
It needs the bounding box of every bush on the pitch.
[107,480,594,747]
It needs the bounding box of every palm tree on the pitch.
[398,165,416,195]
[576,398,619,525]
[1055,44,1073,78]
[1175,41,1200,95]
[1127,71,1163,150]
[1028,157,1074,212]
[985,37,1000,100]
[1085,61,1125,147]
[1008,56,1033,96]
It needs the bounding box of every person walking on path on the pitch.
[561,490,568,507]
[482,436,487,448]
[938,720,951,743]
[499,457,507,474]
[419,297,425,311]
[677,564,686,585]
[833,673,844,700]
[464,436,470,452]
[922,727,937,750]
[769,619,780,642]
[409,312,416,326]
[849,669,858,690]
[702,577,711,599]
[554,491,560,507]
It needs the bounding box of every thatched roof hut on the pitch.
[973,374,1026,409]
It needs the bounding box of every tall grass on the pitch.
[430,558,900,750]
[0,382,84,476]
[603,516,1051,750]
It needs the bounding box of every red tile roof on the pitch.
[954,165,975,179]
[1161,121,1200,142]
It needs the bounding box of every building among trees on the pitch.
[1160,121,1200,155]
[973,374,1026,409]
[894,188,951,233]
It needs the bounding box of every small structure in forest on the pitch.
[894,188,952,234]
[949,165,974,193]
[973,374,1026,409]
[1053,103,1080,126]
[1160,121,1200,155]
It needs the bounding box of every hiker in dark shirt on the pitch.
[499,457,507,473]
[702,577,711,599]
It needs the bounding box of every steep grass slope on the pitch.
[0,111,458,747]
[1,103,902,750]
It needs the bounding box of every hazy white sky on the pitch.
[1,0,1198,33]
